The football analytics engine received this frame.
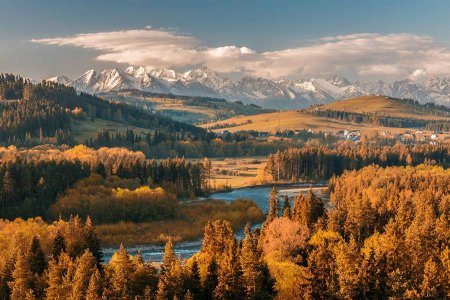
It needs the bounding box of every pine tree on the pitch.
[282,195,291,219]
[85,269,102,300]
[186,258,202,300]
[71,250,96,300]
[9,252,31,300]
[240,224,274,299]
[52,230,66,262]
[84,217,103,268]
[266,187,279,224]
[110,244,133,299]
[2,171,14,217]
[214,240,243,300]
[203,258,218,300]
[27,236,47,275]
[162,239,176,273]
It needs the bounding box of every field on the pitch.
[72,118,154,143]
[201,96,450,137]
[200,110,414,135]
[316,95,450,120]
[208,157,267,189]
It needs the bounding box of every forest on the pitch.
[0,145,208,219]
[263,143,450,181]
[0,164,447,299]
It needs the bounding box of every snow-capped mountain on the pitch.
[50,66,450,109]
[45,75,71,85]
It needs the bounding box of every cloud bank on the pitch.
[32,28,450,80]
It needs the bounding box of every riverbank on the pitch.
[101,183,328,262]
[96,199,264,247]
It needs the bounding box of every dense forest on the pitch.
[263,143,450,181]
[0,164,447,299]
[0,74,206,145]
[0,145,207,219]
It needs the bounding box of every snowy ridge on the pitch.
[50,66,450,109]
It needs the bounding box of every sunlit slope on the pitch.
[316,95,450,120]
[200,111,411,134]
[200,96,450,134]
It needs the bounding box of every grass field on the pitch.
[200,110,414,135]
[316,95,450,120]
[208,157,267,189]
[201,96,450,136]
[72,118,154,143]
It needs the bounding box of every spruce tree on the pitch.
[214,240,243,300]
[110,244,132,299]
[9,252,31,300]
[240,224,274,299]
[162,239,176,273]
[282,195,291,219]
[85,269,102,300]
[186,258,202,300]
[84,217,103,268]
[27,236,47,275]
[71,250,96,300]
[52,230,66,262]
[203,258,218,300]
[266,187,279,224]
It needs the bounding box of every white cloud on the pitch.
[32,29,450,80]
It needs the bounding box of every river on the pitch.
[102,183,328,262]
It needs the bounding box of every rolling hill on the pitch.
[201,96,450,135]
[313,95,450,120]
[98,90,268,124]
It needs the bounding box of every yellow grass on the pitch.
[318,95,450,120]
[208,157,267,189]
[200,111,414,135]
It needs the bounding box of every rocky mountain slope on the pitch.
[47,66,450,109]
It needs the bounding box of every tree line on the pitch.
[263,143,450,181]
[309,107,450,131]
[0,145,207,220]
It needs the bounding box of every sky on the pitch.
[1,0,450,81]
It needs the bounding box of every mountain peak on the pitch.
[48,67,450,108]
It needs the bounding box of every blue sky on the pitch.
[1,0,450,80]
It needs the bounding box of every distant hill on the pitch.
[201,96,450,135]
[99,90,269,124]
[313,95,450,120]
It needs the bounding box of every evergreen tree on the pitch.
[110,244,133,299]
[85,269,102,300]
[27,236,47,275]
[282,195,291,219]
[52,230,66,262]
[186,258,202,300]
[214,240,243,300]
[266,187,279,224]
[203,258,218,300]
[9,252,32,300]
[2,171,14,217]
[71,250,96,300]
[240,224,274,299]
[84,217,103,268]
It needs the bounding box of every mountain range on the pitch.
[47,66,450,109]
